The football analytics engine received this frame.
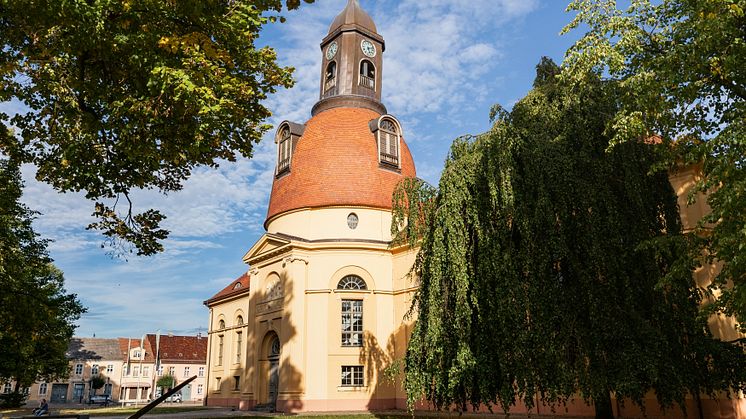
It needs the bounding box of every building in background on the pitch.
[21,338,121,404]
[10,335,206,405]
[147,333,208,403]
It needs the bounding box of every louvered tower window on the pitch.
[277,126,291,174]
[378,118,399,167]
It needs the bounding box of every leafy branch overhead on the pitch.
[0,0,314,255]
[563,0,746,327]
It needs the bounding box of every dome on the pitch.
[328,0,378,35]
[266,107,416,226]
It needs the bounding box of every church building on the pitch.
[204,0,417,412]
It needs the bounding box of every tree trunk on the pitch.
[594,391,614,419]
[695,391,704,419]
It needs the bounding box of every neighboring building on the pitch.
[15,335,206,405]
[147,333,208,403]
[204,0,417,412]
[117,337,155,403]
[203,0,744,417]
[24,338,121,404]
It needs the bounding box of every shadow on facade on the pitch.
[361,323,409,411]
[211,270,305,413]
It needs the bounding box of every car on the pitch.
[88,395,111,406]
[165,393,182,403]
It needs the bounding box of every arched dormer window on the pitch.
[359,60,375,90]
[324,61,337,97]
[337,275,367,290]
[377,117,400,167]
[277,125,291,175]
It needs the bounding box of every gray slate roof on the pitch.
[67,337,122,361]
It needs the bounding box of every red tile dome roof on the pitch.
[265,107,416,226]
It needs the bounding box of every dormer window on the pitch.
[376,117,400,167]
[324,61,337,98]
[359,60,375,90]
[277,126,291,175]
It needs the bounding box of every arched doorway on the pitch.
[260,331,281,410]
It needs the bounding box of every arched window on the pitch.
[324,61,337,97]
[233,282,242,290]
[277,125,291,174]
[337,275,367,290]
[359,60,375,90]
[378,118,400,167]
[218,319,225,330]
[236,315,243,326]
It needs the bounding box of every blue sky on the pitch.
[2,0,582,338]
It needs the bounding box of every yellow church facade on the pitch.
[203,1,744,416]
[204,1,417,412]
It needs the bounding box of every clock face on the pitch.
[361,40,376,57]
[326,41,338,60]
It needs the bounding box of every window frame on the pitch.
[39,383,47,395]
[341,299,363,347]
[377,117,401,168]
[324,61,338,97]
[217,334,224,366]
[235,331,242,364]
[341,365,364,387]
[277,125,292,175]
[359,59,376,90]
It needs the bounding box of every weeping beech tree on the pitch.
[393,58,745,418]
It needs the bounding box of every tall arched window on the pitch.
[378,118,400,167]
[277,125,291,174]
[324,61,337,97]
[359,60,375,90]
[236,315,243,326]
[337,275,366,347]
[218,319,225,330]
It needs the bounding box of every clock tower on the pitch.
[313,0,386,116]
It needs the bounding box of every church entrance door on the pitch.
[262,332,281,411]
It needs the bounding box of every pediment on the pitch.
[243,233,292,264]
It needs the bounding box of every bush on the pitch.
[0,391,28,408]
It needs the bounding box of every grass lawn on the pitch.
[1,405,209,417]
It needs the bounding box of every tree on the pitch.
[157,374,176,393]
[562,0,746,329]
[0,0,314,255]
[0,158,86,408]
[394,59,745,418]
[91,374,106,395]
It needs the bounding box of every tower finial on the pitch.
[328,0,378,35]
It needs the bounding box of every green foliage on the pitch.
[396,58,745,416]
[0,0,314,255]
[563,0,746,329]
[157,374,175,389]
[0,159,86,407]
[0,391,28,408]
[91,374,106,391]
